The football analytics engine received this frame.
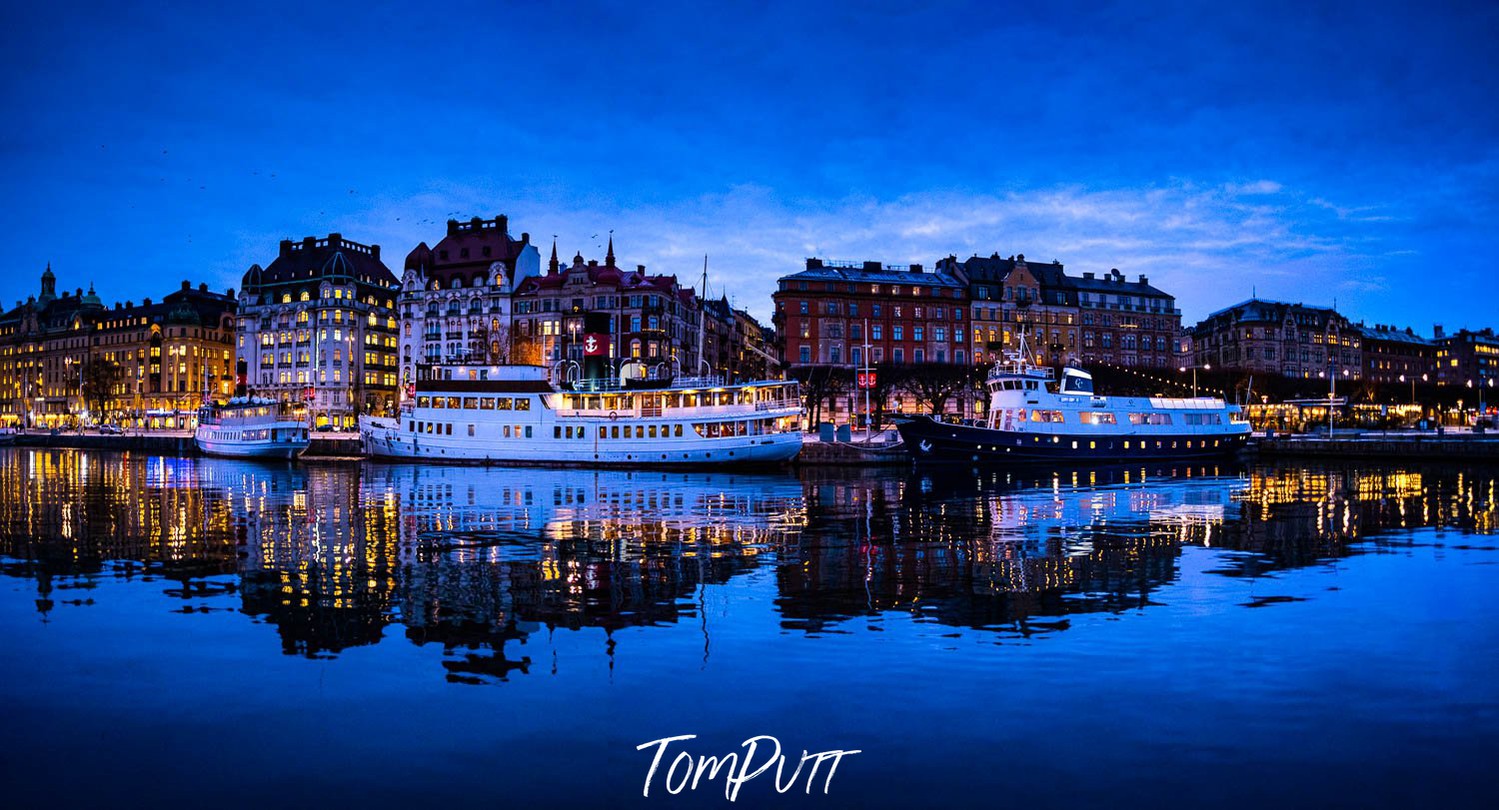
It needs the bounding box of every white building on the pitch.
[398,215,540,386]
[237,233,401,428]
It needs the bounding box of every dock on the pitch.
[1255,430,1499,460]
[10,431,364,458]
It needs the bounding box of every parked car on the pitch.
[315,423,337,432]
[97,424,124,435]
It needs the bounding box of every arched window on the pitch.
[447,300,461,316]
[427,302,440,317]
[469,297,482,315]
[451,278,463,289]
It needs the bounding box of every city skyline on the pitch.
[4,1,1497,331]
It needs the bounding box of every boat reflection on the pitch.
[0,448,1493,681]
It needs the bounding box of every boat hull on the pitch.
[360,416,802,467]
[897,415,1250,464]
[195,436,310,459]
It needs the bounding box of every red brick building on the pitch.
[772,259,969,370]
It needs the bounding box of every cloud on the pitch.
[327,179,1396,327]
[138,177,1402,334]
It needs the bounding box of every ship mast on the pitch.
[698,255,709,376]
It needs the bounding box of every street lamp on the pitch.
[1178,363,1211,398]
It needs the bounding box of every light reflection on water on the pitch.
[0,448,1496,808]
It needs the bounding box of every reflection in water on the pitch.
[0,448,1494,681]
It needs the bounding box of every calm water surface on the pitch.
[1,448,1496,808]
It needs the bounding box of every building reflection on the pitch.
[0,449,1493,679]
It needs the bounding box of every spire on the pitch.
[549,237,559,275]
[39,263,56,302]
[605,232,615,267]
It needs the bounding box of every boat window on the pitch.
[468,424,475,436]
[479,398,495,410]
[446,423,453,435]
[1078,412,1116,425]
[598,426,607,439]
[463,397,479,409]
[1025,381,1037,390]
[1128,413,1173,425]
[1029,410,1066,423]
[612,426,620,439]
[496,398,513,411]
[649,425,658,438]
[525,426,533,438]
[446,397,461,410]
[417,396,431,408]
[515,398,531,411]
[554,426,562,439]
[675,424,683,437]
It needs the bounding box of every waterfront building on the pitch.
[1433,325,1499,387]
[1,267,236,428]
[397,215,541,387]
[1356,323,1435,385]
[936,254,1181,369]
[237,233,401,428]
[730,307,778,382]
[510,240,708,380]
[772,258,969,370]
[1190,299,1361,379]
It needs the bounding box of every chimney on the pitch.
[497,215,508,234]
[446,219,460,235]
[327,233,342,250]
[910,263,923,273]
[520,231,530,244]
[280,239,294,256]
[182,280,191,290]
[143,298,152,306]
[805,258,823,270]
[863,261,882,272]
[1434,324,1445,339]
[1139,275,1148,285]
[637,264,646,273]
[371,244,380,259]
[1083,272,1095,280]
[199,283,208,292]
[302,236,316,251]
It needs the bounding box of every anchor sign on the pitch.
[584,336,599,353]
[919,440,933,453]
[583,333,609,356]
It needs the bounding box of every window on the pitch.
[799,346,811,364]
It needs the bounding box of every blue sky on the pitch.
[3,0,1496,330]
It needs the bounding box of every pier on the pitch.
[1255,430,1499,461]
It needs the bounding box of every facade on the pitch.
[397,215,541,385]
[1433,326,1499,386]
[1356,323,1434,385]
[511,241,707,380]
[237,233,401,428]
[1190,299,1361,380]
[936,254,1181,369]
[730,307,777,382]
[772,259,969,370]
[1,268,237,428]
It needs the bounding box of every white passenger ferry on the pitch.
[195,396,311,459]
[359,364,803,466]
[899,340,1250,463]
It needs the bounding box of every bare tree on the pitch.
[80,356,123,419]
[901,363,975,417]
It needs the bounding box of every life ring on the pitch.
[608,411,619,421]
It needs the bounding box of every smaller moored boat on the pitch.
[898,332,1250,464]
[195,396,311,459]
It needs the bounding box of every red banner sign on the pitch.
[857,371,877,389]
[583,333,609,356]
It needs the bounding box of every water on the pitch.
[1,448,1495,808]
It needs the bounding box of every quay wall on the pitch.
[1256,435,1499,460]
